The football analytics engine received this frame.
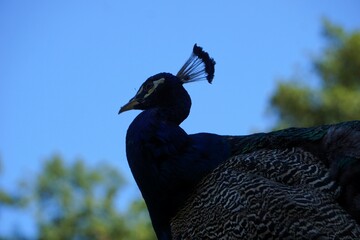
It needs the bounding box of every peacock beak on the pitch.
[118,97,141,114]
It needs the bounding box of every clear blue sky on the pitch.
[1,0,359,236]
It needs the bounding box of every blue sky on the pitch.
[1,0,359,236]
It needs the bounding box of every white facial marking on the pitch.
[144,78,165,98]
[153,78,165,88]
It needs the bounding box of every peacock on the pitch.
[119,44,360,239]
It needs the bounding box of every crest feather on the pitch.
[176,44,216,84]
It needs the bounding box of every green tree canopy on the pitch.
[270,20,360,128]
[0,161,22,206]
[33,156,129,240]
[0,160,27,240]
[12,156,156,240]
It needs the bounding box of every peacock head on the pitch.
[119,44,216,114]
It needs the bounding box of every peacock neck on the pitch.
[125,89,192,239]
[157,104,190,126]
[156,85,192,125]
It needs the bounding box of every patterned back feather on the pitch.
[171,147,360,239]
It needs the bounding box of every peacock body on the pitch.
[119,45,360,239]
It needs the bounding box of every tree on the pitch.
[269,20,360,128]
[0,160,27,240]
[23,156,156,240]
[0,161,22,207]
[126,199,157,240]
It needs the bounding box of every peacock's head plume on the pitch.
[119,44,215,114]
[176,44,216,84]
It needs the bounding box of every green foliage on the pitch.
[126,199,157,240]
[0,161,28,240]
[32,156,157,240]
[270,20,360,128]
[0,156,156,240]
[33,156,129,240]
[0,161,25,207]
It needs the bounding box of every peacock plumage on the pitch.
[119,45,360,239]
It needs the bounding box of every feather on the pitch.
[176,44,215,83]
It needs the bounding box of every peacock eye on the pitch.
[144,83,154,91]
